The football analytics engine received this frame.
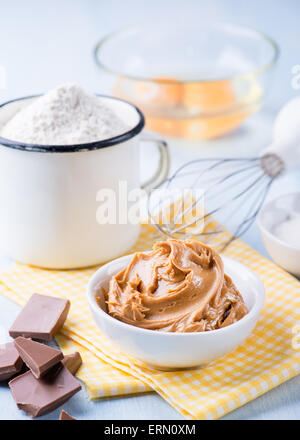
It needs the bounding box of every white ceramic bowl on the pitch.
[258,192,300,277]
[87,253,265,369]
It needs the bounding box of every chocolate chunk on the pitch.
[9,293,70,341]
[59,409,76,420]
[9,363,81,418]
[0,342,23,381]
[14,337,63,379]
[62,351,82,375]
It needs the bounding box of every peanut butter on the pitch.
[107,240,248,332]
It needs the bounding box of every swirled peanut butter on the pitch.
[106,240,248,332]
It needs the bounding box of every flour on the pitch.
[1,83,129,145]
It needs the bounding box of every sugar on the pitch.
[1,83,128,145]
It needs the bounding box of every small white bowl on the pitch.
[87,253,265,369]
[258,192,300,277]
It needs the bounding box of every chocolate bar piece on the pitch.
[62,351,82,375]
[59,409,76,420]
[14,337,63,379]
[9,363,81,418]
[0,342,23,381]
[9,293,70,341]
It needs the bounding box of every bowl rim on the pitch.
[87,252,265,338]
[0,94,145,153]
[94,21,279,84]
[257,191,300,252]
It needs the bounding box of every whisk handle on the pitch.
[261,97,300,174]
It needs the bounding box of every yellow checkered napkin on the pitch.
[0,223,299,419]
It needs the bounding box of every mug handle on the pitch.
[139,131,170,193]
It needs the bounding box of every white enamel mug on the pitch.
[0,95,169,269]
[87,254,265,369]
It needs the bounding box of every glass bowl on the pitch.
[94,22,279,140]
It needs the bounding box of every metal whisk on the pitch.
[148,97,300,251]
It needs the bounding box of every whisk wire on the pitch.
[170,162,261,229]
